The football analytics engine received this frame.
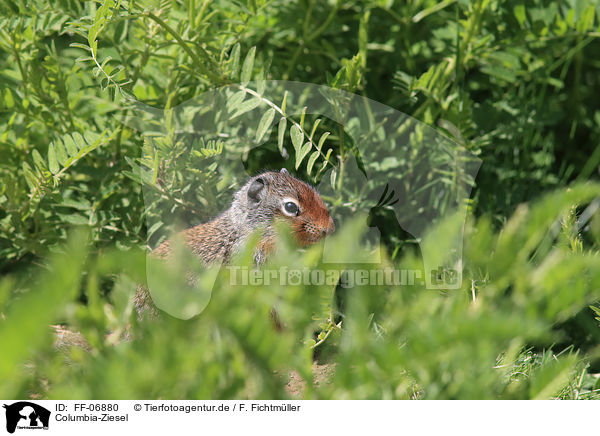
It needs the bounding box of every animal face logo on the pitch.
[3,402,50,434]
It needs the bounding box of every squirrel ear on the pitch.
[280,168,289,174]
[247,177,266,205]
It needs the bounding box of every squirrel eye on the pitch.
[283,201,299,216]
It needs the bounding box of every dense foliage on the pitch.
[1,0,600,399]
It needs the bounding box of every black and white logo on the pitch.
[3,402,50,434]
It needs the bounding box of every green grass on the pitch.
[1,0,600,399]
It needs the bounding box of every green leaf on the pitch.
[54,139,68,166]
[295,142,312,169]
[100,56,112,71]
[317,148,333,176]
[3,88,14,109]
[412,0,456,23]
[481,65,516,83]
[277,117,287,154]
[32,149,46,172]
[58,213,89,225]
[83,131,101,147]
[230,96,261,119]
[290,124,303,152]
[22,162,37,190]
[255,108,275,143]
[577,4,595,32]
[281,91,288,114]
[72,132,86,150]
[256,67,266,95]
[240,46,256,86]
[227,90,247,113]
[317,131,330,152]
[306,151,320,175]
[75,56,93,64]
[61,198,91,210]
[300,106,307,129]
[529,356,577,399]
[229,43,241,77]
[47,143,59,174]
[147,221,164,239]
[70,42,91,51]
[63,135,78,156]
[309,119,321,141]
[513,4,526,27]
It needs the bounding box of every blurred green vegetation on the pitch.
[1,0,600,399]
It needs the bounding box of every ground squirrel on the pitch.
[135,168,335,317]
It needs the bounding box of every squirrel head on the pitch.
[233,168,335,245]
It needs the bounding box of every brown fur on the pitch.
[135,169,334,318]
